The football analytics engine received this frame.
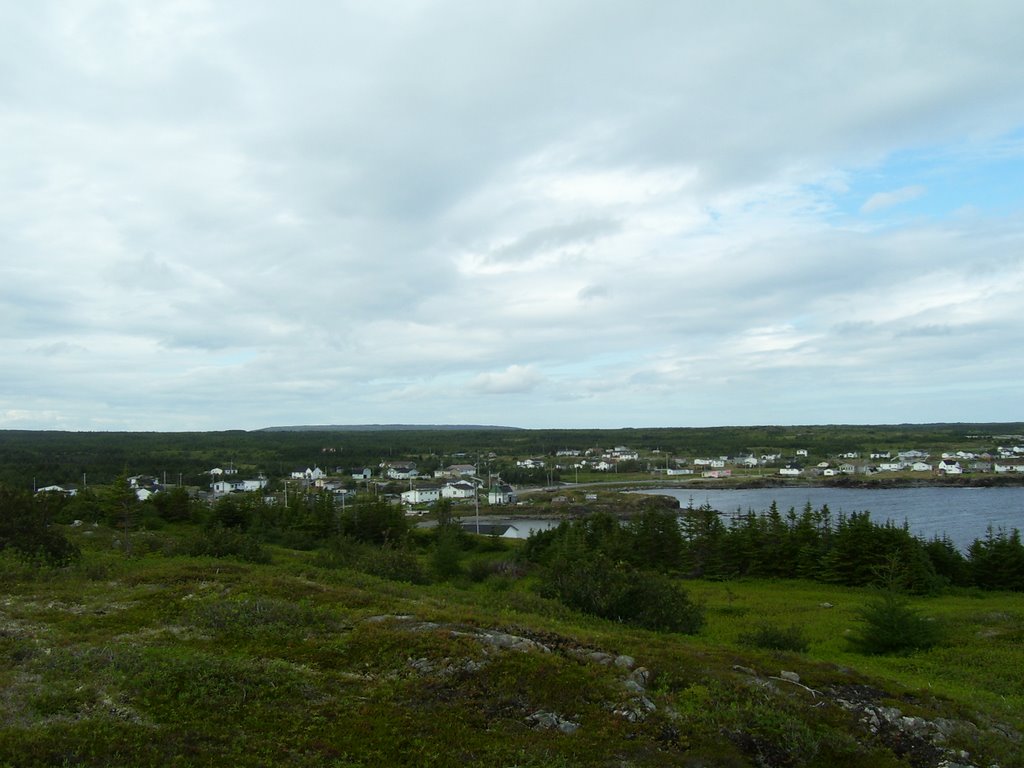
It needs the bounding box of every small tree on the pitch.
[846,590,943,655]
[846,555,943,655]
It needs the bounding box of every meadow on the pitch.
[1,520,1022,768]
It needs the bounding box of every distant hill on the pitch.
[257,424,524,432]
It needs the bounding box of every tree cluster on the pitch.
[523,502,1024,594]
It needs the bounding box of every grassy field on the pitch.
[1,524,1021,767]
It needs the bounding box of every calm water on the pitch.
[645,487,1024,552]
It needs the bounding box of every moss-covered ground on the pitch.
[1,524,1021,767]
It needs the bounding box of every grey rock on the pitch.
[779,670,800,683]
[630,667,651,687]
[614,654,635,670]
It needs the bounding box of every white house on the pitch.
[488,484,517,505]
[35,484,78,497]
[386,463,418,480]
[516,458,546,469]
[779,466,802,476]
[666,468,694,476]
[441,481,477,500]
[291,467,326,481]
[401,487,440,505]
[796,449,808,457]
[910,462,933,472]
[938,460,963,475]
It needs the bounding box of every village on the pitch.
[36,438,1024,513]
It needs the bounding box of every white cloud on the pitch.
[861,185,927,213]
[470,365,545,395]
[2,2,1024,428]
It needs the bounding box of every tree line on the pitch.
[520,502,1024,594]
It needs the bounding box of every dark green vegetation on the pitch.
[523,502,1024,595]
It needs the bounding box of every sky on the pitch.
[2,1,1023,431]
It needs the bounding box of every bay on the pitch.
[644,487,1024,552]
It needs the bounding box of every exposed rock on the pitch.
[622,679,645,694]
[629,667,650,687]
[779,670,800,683]
[526,710,579,734]
[614,654,635,670]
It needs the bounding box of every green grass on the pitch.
[1,524,1022,767]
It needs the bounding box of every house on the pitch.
[823,468,838,477]
[603,447,639,461]
[441,481,477,500]
[701,469,732,478]
[838,463,858,474]
[737,456,759,468]
[401,487,440,505]
[386,463,418,480]
[488,484,517,505]
[666,468,694,476]
[994,461,1024,474]
[898,450,929,461]
[878,462,903,472]
[351,468,373,481]
[796,449,808,457]
[594,461,615,471]
[445,464,477,477]
[291,467,326,481]
[35,484,78,497]
[516,458,545,469]
[212,477,267,495]
[938,460,962,475]
[910,462,933,472]
[694,458,725,468]
[779,466,802,476]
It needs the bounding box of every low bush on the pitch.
[359,544,428,584]
[738,623,810,653]
[171,527,270,564]
[542,554,704,634]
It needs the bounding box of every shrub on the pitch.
[175,527,270,564]
[738,623,810,653]
[359,544,428,584]
[430,528,465,580]
[846,590,944,655]
[542,554,704,634]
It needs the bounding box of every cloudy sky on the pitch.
[3,1,1023,431]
